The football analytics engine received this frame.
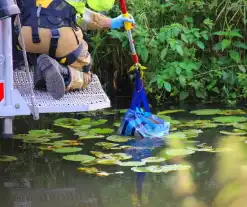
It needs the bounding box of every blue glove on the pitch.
[110,14,135,29]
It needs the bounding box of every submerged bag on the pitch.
[118,70,170,138]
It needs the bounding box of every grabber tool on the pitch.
[118,0,170,138]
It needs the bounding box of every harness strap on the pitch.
[49,28,60,58]
[39,8,72,19]
[32,3,41,43]
[56,43,83,65]
[130,70,151,112]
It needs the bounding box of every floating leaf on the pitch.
[78,135,105,140]
[79,118,108,126]
[53,147,82,153]
[52,140,83,147]
[113,122,121,127]
[190,109,222,115]
[234,123,247,130]
[95,142,120,149]
[141,157,166,163]
[28,129,53,135]
[219,109,246,115]
[182,129,203,138]
[96,172,110,177]
[220,131,246,136]
[97,158,120,165]
[112,153,132,160]
[165,149,195,156]
[0,155,17,162]
[38,146,53,151]
[120,109,128,114]
[54,118,80,128]
[118,161,146,167]
[89,128,114,135]
[213,116,247,123]
[78,167,99,174]
[131,164,191,173]
[73,125,92,132]
[157,109,185,115]
[106,135,134,143]
[165,132,187,139]
[90,151,105,158]
[63,155,95,163]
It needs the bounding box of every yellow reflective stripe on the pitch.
[60,57,67,64]
[17,45,22,51]
[36,0,53,8]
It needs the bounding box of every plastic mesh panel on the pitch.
[13,70,111,113]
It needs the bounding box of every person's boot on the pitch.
[36,54,70,100]
[66,66,88,91]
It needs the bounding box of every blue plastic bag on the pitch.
[118,70,170,138]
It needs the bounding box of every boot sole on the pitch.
[37,55,65,100]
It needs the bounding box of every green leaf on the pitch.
[213,31,227,36]
[221,39,231,51]
[53,147,82,154]
[164,81,172,92]
[233,41,247,49]
[228,31,243,38]
[140,47,149,63]
[160,47,168,60]
[181,34,189,43]
[238,65,246,72]
[196,41,205,49]
[179,91,189,101]
[229,50,240,63]
[175,45,184,56]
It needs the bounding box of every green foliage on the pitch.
[88,0,247,105]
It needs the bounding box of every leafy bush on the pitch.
[88,0,247,105]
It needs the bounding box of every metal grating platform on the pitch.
[13,70,111,114]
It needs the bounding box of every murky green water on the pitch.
[0,104,247,207]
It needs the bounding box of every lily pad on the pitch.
[78,167,99,174]
[112,153,132,160]
[0,155,17,162]
[114,122,121,127]
[220,131,246,136]
[190,109,222,115]
[95,142,120,149]
[219,109,246,115]
[234,123,247,130]
[106,135,134,143]
[73,125,92,132]
[158,109,185,115]
[53,147,82,153]
[131,164,191,173]
[141,157,166,163]
[213,116,247,123]
[165,149,195,156]
[63,154,95,163]
[52,140,83,147]
[28,129,53,135]
[54,118,80,128]
[78,135,105,140]
[89,128,114,135]
[182,129,203,138]
[79,118,108,126]
[97,158,120,165]
[118,161,146,167]
[165,132,187,139]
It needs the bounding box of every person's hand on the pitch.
[110,14,135,29]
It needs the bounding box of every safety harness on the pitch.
[19,0,83,66]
